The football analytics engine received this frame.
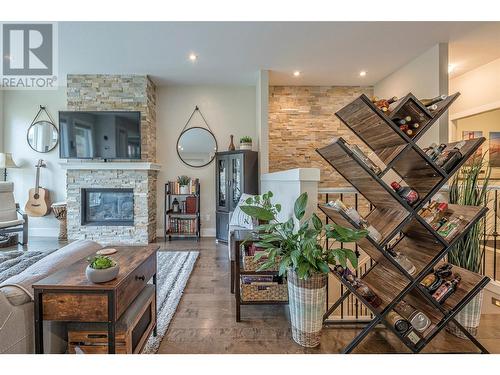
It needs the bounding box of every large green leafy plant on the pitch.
[241,191,367,279]
[448,154,491,273]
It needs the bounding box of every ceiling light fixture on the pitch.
[359,71,367,77]
[448,64,456,73]
[189,53,197,62]
[293,71,301,77]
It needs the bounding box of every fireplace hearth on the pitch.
[81,188,134,226]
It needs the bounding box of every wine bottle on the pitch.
[436,141,465,172]
[391,181,419,205]
[420,95,447,107]
[386,311,411,334]
[437,215,464,240]
[395,301,431,333]
[431,216,448,231]
[327,199,382,242]
[427,104,438,111]
[374,96,398,112]
[433,274,461,303]
[387,247,416,275]
[423,202,448,225]
[394,118,407,126]
[346,143,382,175]
[410,122,420,130]
[344,273,382,308]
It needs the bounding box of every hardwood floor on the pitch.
[4,236,500,353]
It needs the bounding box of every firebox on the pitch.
[81,188,134,226]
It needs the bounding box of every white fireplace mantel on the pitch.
[59,160,161,171]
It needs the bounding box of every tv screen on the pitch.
[59,111,141,159]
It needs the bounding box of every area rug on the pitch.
[142,250,199,354]
[0,249,57,284]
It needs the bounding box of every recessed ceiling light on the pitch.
[293,71,301,77]
[448,64,456,73]
[189,53,197,62]
[359,71,367,77]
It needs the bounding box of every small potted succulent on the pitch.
[239,136,253,150]
[177,175,191,194]
[86,255,120,283]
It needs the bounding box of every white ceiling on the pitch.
[58,22,500,86]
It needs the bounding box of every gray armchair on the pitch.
[0,182,28,245]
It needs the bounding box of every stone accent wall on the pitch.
[67,74,157,162]
[269,86,373,188]
[67,169,157,245]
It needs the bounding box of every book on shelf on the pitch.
[167,178,199,195]
[169,217,197,234]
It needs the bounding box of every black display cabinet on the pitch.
[215,150,258,242]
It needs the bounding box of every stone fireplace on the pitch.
[64,74,159,245]
[65,163,159,245]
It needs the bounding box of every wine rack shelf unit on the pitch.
[317,92,490,354]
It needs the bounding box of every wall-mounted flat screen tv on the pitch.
[59,111,141,159]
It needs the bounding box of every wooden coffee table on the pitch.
[32,244,159,354]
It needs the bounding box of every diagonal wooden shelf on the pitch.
[321,91,491,354]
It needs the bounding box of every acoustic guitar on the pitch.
[25,159,51,217]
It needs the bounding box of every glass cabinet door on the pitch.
[216,156,229,211]
[230,154,243,211]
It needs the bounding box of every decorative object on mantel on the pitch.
[25,159,51,217]
[241,191,366,347]
[0,153,19,181]
[239,136,252,150]
[85,255,120,283]
[51,202,68,240]
[96,248,118,256]
[27,105,59,153]
[177,175,191,194]
[228,134,236,151]
[177,106,218,168]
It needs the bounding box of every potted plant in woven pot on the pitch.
[446,154,491,338]
[241,191,366,347]
[239,136,253,150]
[178,175,191,195]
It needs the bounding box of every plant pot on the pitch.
[239,142,252,150]
[180,185,190,195]
[85,264,120,283]
[287,268,328,348]
[446,290,484,339]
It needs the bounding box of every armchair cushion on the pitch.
[0,219,24,229]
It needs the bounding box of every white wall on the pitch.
[156,85,257,237]
[374,44,449,146]
[2,87,67,236]
[256,70,269,175]
[450,56,500,118]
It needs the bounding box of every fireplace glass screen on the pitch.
[81,188,134,226]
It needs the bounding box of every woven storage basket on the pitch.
[287,269,327,348]
[240,283,288,302]
[242,256,280,272]
[446,290,484,339]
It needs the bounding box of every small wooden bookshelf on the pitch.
[164,179,201,241]
[317,92,490,354]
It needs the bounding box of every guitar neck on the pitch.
[35,161,43,195]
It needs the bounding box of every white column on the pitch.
[260,168,320,226]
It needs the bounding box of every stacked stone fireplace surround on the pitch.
[65,75,158,244]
